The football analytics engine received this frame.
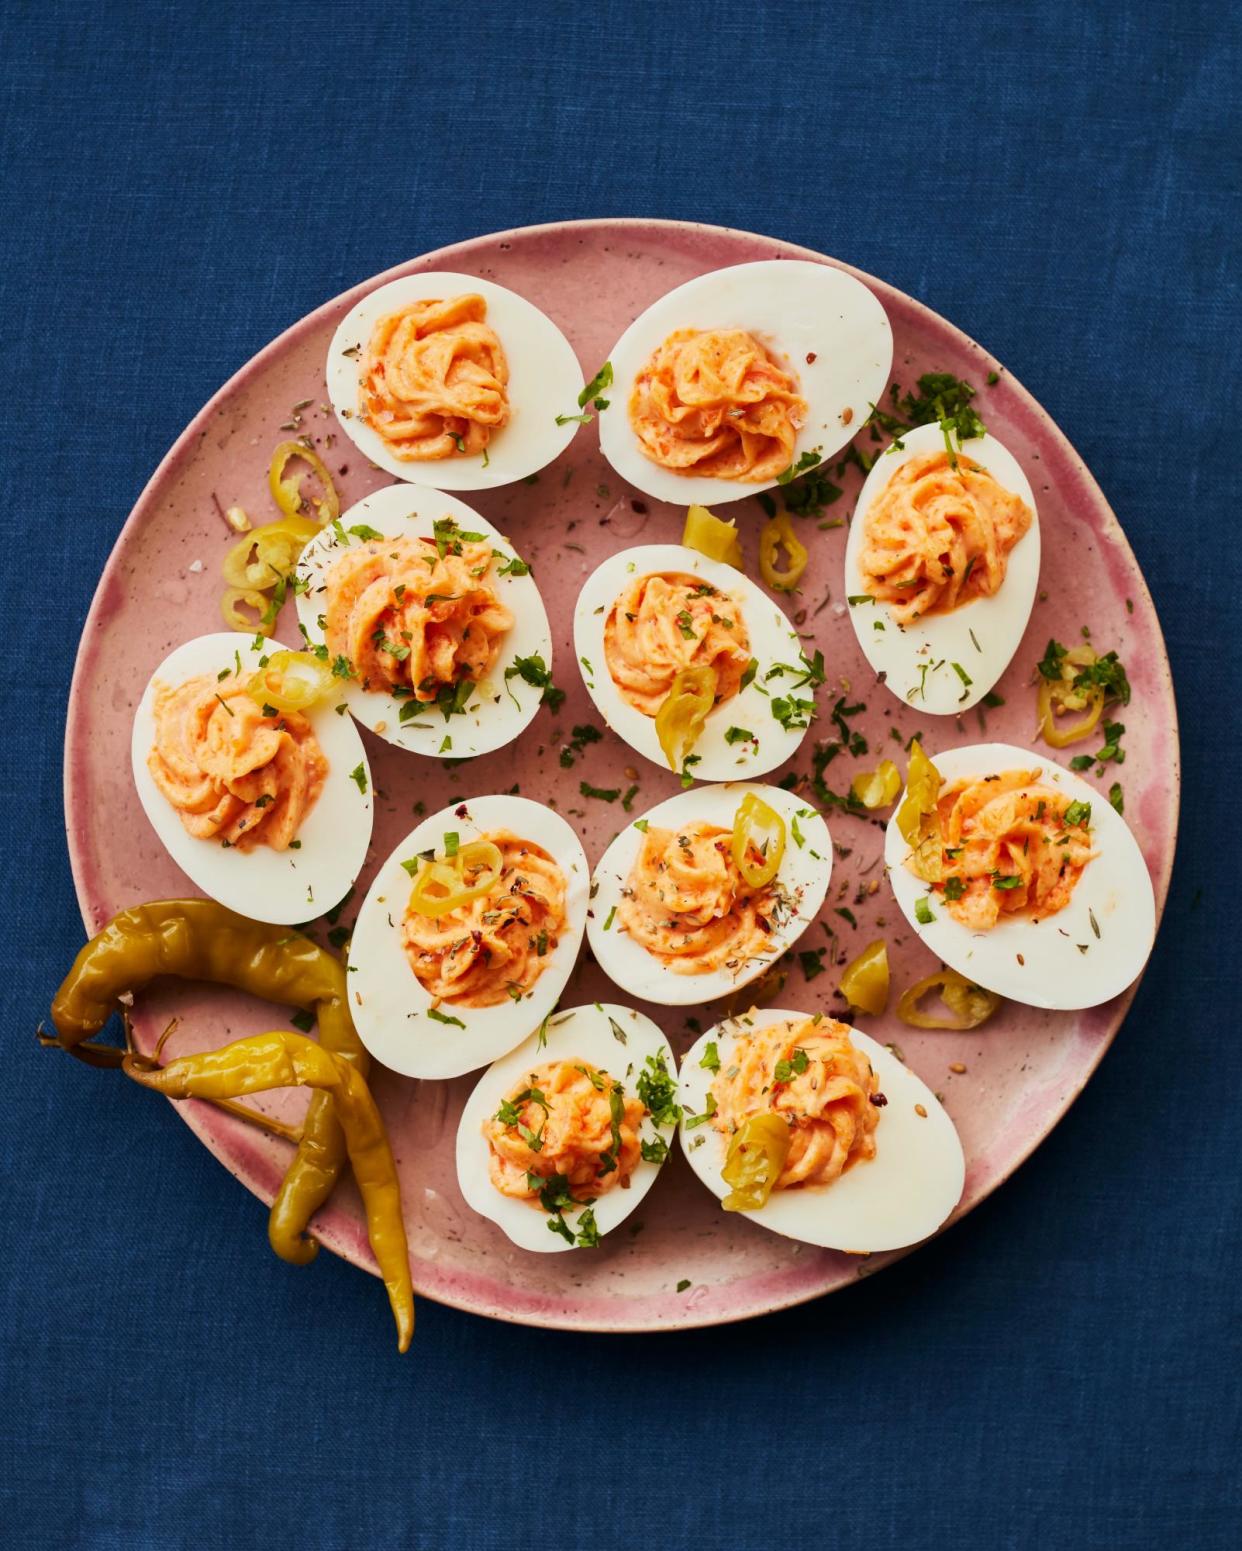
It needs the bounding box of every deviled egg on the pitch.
[294,484,552,758]
[678,1009,964,1252]
[884,740,1156,1008]
[348,795,589,1078]
[327,271,584,489]
[588,782,832,1006]
[843,423,1040,713]
[599,259,892,506]
[574,542,820,781]
[455,1002,678,1252]
[131,631,371,924]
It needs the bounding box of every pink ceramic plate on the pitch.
[64,219,1178,1331]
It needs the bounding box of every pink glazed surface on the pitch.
[63,219,1178,1331]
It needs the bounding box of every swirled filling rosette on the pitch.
[327,270,584,489]
[456,1004,679,1251]
[599,259,892,506]
[844,422,1040,714]
[348,796,589,1079]
[885,741,1156,1010]
[295,486,552,759]
[679,1010,965,1252]
[131,632,372,924]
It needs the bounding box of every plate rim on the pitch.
[62,215,1181,1333]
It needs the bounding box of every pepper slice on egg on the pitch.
[406,839,505,919]
[245,649,334,714]
[721,1113,792,1212]
[654,664,718,772]
[730,791,787,889]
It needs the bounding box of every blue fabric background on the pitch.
[2,3,1238,1547]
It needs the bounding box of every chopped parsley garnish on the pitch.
[781,453,842,519]
[349,764,367,794]
[950,661,972,700]
[914,896,935,924]
[348,523,383,541]
[991,874,1024,891]
[504,653,565,713]
[1063,800,1091,829]
[699,1041,720,1073]
[724,725,756,745]
[739,658,758,691]
[574,1208,601,1248]
[771,695,816,732]
[431,516,484,558]
[1108,782,1124,814]
[427,1006,465,1028]
[640,1135,669,1164]
[799,948,826,981]
[1071,720,1127,772]
[558,722,603,768]
[1096,720,1126,763]
[580,780,620,802]
[1037,638,1131,706]
[684,1093,717,1129]
[579,360,613,411]
[868,372,986,445]
[636,1050,680,1127]
[774,1048,810,1082]
[675,610,697,640]
[289,1009,315,1034]
[776,446,824,486]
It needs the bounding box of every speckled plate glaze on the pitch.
[64,219,1178,1332]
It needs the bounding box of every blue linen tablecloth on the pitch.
[2,3,1238,1547]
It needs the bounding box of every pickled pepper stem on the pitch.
[124,1030,413,1352]
[49,899,368,1268]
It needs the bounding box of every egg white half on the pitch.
[455,1002,677,1252]
[598,260,893,506]
[294,484,551,758]
[573,543,816,780]
[326,270,585,489]
[348,796,589,1078]
[884,741,1156,1009]
[843,423,1041,713]
[588,783,832,1006]
[678,1010,965,1253]
[131,631,372,925]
